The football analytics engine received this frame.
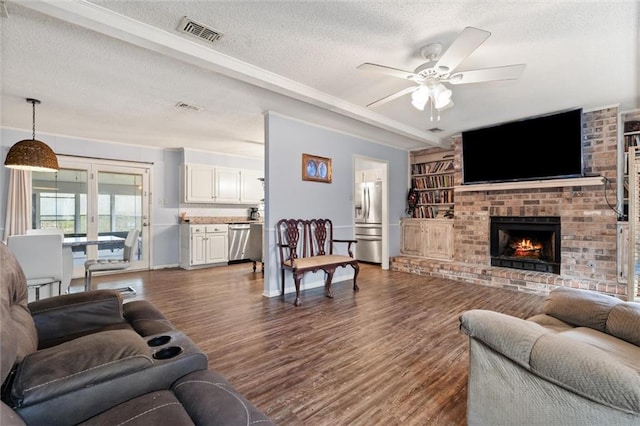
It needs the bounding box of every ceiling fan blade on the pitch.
[434,27,491,74]
[357,63,416,80]
[447,64,526,85]
[366,86,418,108]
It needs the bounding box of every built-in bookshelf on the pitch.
[620,109,640,219]
[409,147,454,219]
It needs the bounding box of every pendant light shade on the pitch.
[4,98,59,172]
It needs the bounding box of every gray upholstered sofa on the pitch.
[460,286,640,426]
[1,242,274,425]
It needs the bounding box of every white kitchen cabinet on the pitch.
[180,224,229,269]
[240,169,264,204]
[183,163,262,204]
[214,167,241,203]
[183,164,216,203]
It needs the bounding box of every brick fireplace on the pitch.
[490,216,561,274]
[391,106,627,298]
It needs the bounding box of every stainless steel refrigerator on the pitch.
[354,181,382,263]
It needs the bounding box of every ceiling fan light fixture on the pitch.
[433,84,452,109]
[4,98,59,173]
[411,86,429,110]
[411,97,427,111]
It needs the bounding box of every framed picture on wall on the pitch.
[302,153,332,183]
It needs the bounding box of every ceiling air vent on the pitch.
[175,101,204,112]
[178,16,224,44]
[428,127,444,133]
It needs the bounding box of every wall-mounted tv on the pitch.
[461,108,584,184]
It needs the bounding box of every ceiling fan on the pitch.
[357,26,526,121]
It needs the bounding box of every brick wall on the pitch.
[392,106,628,297]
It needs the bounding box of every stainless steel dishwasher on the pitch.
[228,224,251,262]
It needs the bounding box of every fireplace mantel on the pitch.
[454,176,605,192]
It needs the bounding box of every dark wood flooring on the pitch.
[72,262,544,425]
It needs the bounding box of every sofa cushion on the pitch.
[78,390,193,426]
[172,370,274,425]
[543,287,621,332]
[78,370,276,426]
[10,329,152,408]
[607,302,640,346]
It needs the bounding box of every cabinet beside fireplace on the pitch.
[400,218,454,261]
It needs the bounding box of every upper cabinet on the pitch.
[183,163,263,204]
[240,169,264,204]
[184,163,216,203]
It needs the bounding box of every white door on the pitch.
[32,156,151,278]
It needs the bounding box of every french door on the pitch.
[32,156,151,278]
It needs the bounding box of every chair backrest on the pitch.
[276,219,334,263]
[26,228,64,242]
[122,229,140,262]
[7,234,63,282]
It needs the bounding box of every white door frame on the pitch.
[58,155,152,277]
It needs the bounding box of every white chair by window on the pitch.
[26,228,73,295]
[7,234,63,302]
[84,229,140,293]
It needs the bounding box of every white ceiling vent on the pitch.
[178,16,224,44]
[175,101,204,112]
[428,127,444,133]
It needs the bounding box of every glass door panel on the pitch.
[96,170,145,266]
[32,156,150,278]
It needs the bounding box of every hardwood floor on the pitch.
[72,262,544,425]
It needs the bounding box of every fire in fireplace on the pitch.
[490,216,561,274]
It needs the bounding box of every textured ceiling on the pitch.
[1,1,638,159]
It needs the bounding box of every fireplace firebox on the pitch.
[490,216,561,274]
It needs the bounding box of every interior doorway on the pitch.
[354,156,389,270]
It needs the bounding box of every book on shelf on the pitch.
[624,134,640,152]
[411,160,454,175]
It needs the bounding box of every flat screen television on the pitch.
[461,108,584,184]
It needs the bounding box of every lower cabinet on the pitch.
[400,218,454,261]
[180,224,229,269]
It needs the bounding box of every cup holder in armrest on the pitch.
[153,346,183,360]
[147,335,172,347]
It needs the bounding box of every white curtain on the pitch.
[3,169,32,242]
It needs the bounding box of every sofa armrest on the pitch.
[28,290,126,347]
[460,309,640,415]
[459,309,549,369]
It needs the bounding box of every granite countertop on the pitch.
[180,216,263,225]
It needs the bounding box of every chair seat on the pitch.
[27,277,59,286]
[85,259,131,272]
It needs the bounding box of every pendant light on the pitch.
[4,98,59,172]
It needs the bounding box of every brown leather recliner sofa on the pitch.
[1,243,274,425]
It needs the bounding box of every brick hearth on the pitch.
[391,106,627,298]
